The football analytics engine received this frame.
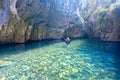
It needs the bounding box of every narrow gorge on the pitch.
[0,0,120,43]
[0,0,120,80]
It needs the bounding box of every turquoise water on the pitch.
[0,39,120,80]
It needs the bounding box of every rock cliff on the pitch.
[0,0,120,43]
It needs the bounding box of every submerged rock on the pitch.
[21,75,28,80]
[0,60,13,68]
[1,77,7,80]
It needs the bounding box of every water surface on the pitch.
[0,39,120,80]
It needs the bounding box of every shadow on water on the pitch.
[103,42,120,79]
[0,39,62,58]
[78,40,120,79]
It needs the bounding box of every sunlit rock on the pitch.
[0,0,120,43]
[10,0,20,20]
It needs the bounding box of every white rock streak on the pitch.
[76,8,85,24]
[10,0,20,20]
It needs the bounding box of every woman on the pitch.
[64,37,71,45]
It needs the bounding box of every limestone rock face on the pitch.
[0,13,32,43]
[88,3,120,41]
[0,0,120,43]
[0,0,9,29]
[102,4,120,41]
[0,0,32,43]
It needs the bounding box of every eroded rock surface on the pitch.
[0,0,120,43]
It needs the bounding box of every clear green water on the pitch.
[0,39,120,80]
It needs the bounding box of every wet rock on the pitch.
[21,75,28,80]
[1,77,7,80]
[71,68,79,74]
[0,60,13,67]
[22,65,30,71]
[59,70,69,78]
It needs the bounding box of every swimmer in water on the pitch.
[64,37,71,45]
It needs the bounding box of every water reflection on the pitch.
[0,40,61,57]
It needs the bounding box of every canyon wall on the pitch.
[0,0,120,43]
